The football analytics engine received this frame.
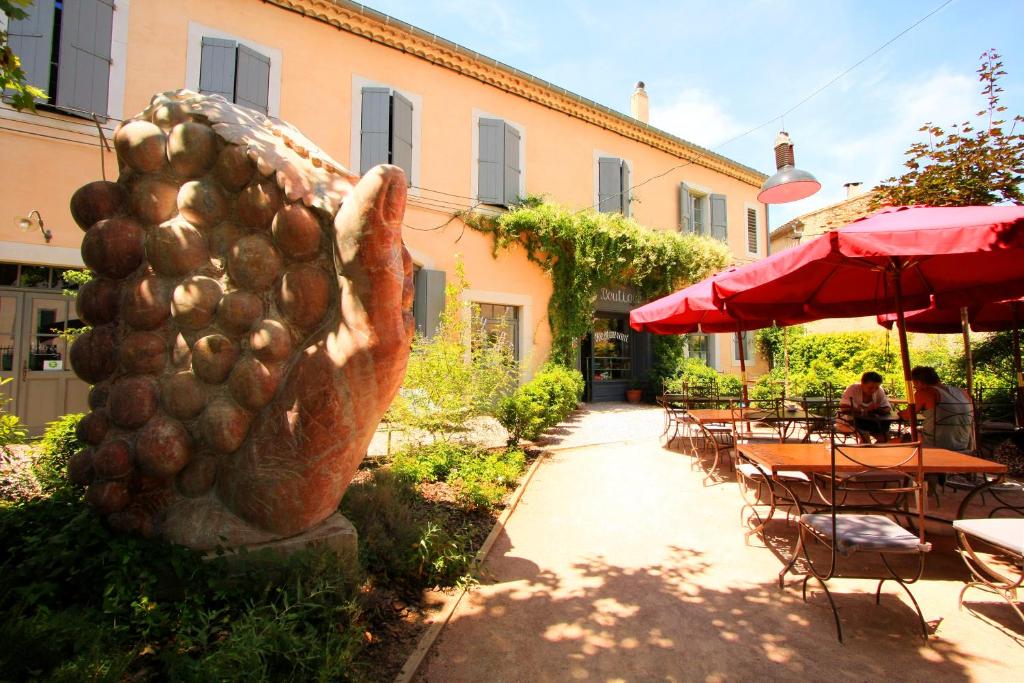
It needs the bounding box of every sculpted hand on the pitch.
[68,91,413,549]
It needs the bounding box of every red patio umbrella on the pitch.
[712,205,1024,438]
[630,275,811,400]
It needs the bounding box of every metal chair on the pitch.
[788,441,932,643]
[952,482,1024,626]
[681,411,735,485]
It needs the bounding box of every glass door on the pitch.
[17,292,89,435]
[0,293,23,415]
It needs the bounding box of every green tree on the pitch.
[1,1,46,111]
[873,50,1024,208]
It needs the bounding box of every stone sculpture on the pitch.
[67,90,413,549]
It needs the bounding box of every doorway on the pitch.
[0,289,90,436]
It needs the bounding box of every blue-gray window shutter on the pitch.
[199,37,237,101]
[710,193,728,242]
[503,123,521,205]
[679,182,692,233]
[6,0,55,101]
[597,157,621,213]
[235,44,270,115]
[55,0,114,118]
[390,91,413,185]
[477,118,503,204]
[620,161,631,216]
[746,331,756,360]
[360,87,391,174]
[413,268,446,338]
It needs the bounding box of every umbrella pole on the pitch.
[960,307,974,398]
[783,326,790,400]
[892,271,918,442]
[1013,304,1023,427]
[736,329,749,404]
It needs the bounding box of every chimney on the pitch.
[844,182,864,199]
[630,81,649,124]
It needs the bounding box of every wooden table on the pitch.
[737,442,1005,476]
[737,443,1008,586]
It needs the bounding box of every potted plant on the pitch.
[625,381,644,404]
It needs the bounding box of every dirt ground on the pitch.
[416,404,1024,682]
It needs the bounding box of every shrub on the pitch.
[498,364,583,445]
[386,261,519,439]
[0,492,366,681]
[391,441,474,483]
[33,413,84,494]
[340,470,476,593]
[450,448,526,508]
[662,357,742,396]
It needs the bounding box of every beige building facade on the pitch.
[2,0,769,429]
[769,183,881,334]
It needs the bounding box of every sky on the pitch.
[361,0,1024,232]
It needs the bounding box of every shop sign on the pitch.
[595,286,639,313]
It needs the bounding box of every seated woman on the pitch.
[899,366,974,453]
[836,371,893,443]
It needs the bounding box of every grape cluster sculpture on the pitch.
[67,90,413,549]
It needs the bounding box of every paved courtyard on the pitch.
[418,404,1023,682]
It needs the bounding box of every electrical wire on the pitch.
[576,0,955,213]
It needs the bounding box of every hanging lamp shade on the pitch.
[757,132,821,204]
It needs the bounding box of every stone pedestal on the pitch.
[207,512,358,563]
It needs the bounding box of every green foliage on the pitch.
[386,261,518,439]
[32,413,83,494]
[649,336,685,394]
[449,448,526,508]
[1,1,47,111]
[391,441,527,508]
[498,363,584,445]
[874,50,1024,208]
[0,378,27,456]
[0,492,367,681]
[466,199,729,365]
[340,469,479,593]
[662,357,742,396]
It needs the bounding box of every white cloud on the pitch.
[648,87,749,148]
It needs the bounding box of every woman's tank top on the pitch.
[920,384,973,452]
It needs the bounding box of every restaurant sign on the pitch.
[595,286,640,313]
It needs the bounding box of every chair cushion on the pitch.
[801,513,931,555]
[737,463,809,482]
[952,518,1024,556]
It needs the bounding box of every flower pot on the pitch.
[625,389,642,404]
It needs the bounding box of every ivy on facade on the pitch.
[465,198,730,365]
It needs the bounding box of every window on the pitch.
[412,268,445,338]
[0,262,80,290]
[680,184,725,241]
[733,332,756,362]
[473,303,520,359]
[683,333,712,366]
[746,206,760,254]
[477,118,522,206]
[591,315,631,381]
[597,157,631,215]
[360,87,413,184]
[7,0,114,117]
[199,37,271,114]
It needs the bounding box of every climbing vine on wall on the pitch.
[465,198,730,365]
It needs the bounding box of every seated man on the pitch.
[837,371,893,443]
[899,365,974,453]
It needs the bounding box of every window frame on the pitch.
[350,75,422,191]
[593,151,632,216]
[2,0,129,125]
[744,202,762,256]
[185,21,282,117]
[461,289,532,370]
[471,109,526,207]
